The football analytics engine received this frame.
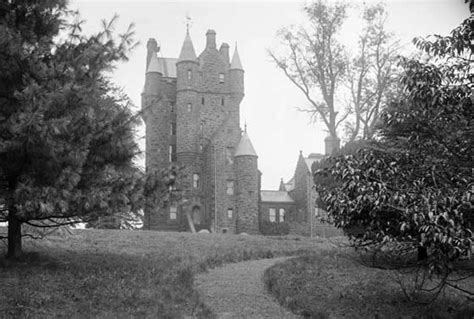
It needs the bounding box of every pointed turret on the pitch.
[230,45,243,70]
[278,178,286,191]
[229,44,244,102]
[178,30,197,62]
[235,131,257,157]
[234,129,259,234]
[144,52,162,96]
[176,30,199,92]
[146,53,163,74]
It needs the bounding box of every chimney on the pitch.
[219,43,230,63]
[206,29,216,49]
[324,136,340,156]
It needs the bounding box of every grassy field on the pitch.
[0,229,335,318]
[264,251,474,319]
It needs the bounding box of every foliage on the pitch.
[260,220,290,236]
[315,15,473,300]
[0,228,330,318]
[0,1,175,257]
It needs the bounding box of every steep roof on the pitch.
[230,46,243,70]
[160,57,177,78]
[235,131,257,157]
[261,190,294,203]
[178,31,197,62]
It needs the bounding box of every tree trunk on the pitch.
[7,206,22,259]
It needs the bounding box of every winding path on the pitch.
[195,257,301,319]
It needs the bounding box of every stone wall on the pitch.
[235,156,259,234]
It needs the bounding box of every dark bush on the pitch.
[260,220,290,236]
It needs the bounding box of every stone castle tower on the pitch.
[142,29,259,234]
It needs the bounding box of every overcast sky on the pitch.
[71,0,469,189]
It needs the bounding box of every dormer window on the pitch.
[187,69,192,80]
[219,73,225,83]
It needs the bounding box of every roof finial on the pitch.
[185,14,192,34]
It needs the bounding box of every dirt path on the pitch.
[195,257,301,319]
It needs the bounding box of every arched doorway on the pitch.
[192,205,201,225]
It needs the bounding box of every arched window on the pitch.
[187,103,192,112]
[187,69,192,80]
[279,208,285,222]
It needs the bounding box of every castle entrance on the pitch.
[192,205,202,225]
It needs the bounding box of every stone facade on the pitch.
[260,152,342,237]
[142,29,258,233]
[142,29,340,237]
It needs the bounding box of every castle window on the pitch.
[279,208,285,222]
[225,147,234,165]
[170,102,175,112]
[269,208,276,222]
[200,122,204,133]
[227,208,233,219]
[221,98,225,106]
[187,103,192,112]
[226,180,234,195]
[170,122,176,136]
[170,202,177,220]
[187,69,192,80]
[169,144,177,162]
[199,144,203,152]
[219,73,225,83]
[201,97,205,105]
[193,173,200,188]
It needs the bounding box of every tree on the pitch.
[316,15,473,300]
[0,1,154,258]
[345,3,400,141]
[269,0,348,147]
[269,1,400,150]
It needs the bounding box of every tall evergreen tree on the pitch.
[0,0,145,258]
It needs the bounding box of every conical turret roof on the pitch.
[230,45,243,70]
[178,31,197,62]
[235,131,257,157]
[146,53,163,74]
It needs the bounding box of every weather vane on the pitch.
[185,14,192,33]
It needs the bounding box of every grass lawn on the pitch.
[0,228,335,318]
[264,250,474,319]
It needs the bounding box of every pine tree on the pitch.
[0,0,144,258]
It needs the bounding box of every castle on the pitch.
[142,29,340,237]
